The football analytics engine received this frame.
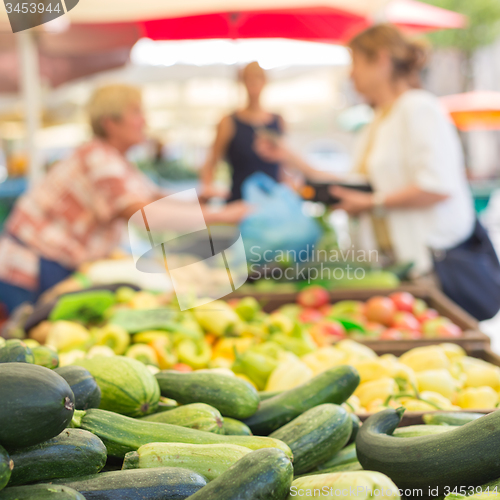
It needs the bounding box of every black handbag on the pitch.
[433,219,500,321]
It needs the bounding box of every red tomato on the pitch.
[437,322,463,338]
[310,320,346,346]
[380,328,404,340]
[297,286,330,309]
[392,312,421,331]
[172,363,193,372]
[365,296,396,326]
[412,298,428,318]
[417,308,440,323]
[389,292,415,312]
[298,308,324,324]
[401,330,423,340]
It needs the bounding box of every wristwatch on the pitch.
[372,192,387,217]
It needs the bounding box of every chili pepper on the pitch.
[193,300,241,336]
[234,297,261,321]
[176,338,212,369]
[302,346,348,376]
[265,312,295,335]
[269,333,315,357]
[250,341,283,360]
[231,348,279,390]
[265,358,313,392]
[149,337,178,370]
[211,337,255,362]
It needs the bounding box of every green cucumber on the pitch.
[8,429,106,486]
[270,404,352,474]
[140,403,224,434]
[393,424,456,438]
[186,448,293,500]
[123,443,250,481]
[296,461,363,479]
[0,363,75,449]
[0,446,13,490]
[223,418,253,436]
[0,340,34,364]
[259,390,282,401]
[356,407,500,495]
[0,484,85,500]
[54,366,101,411]
[54,467,206,499]
[155,371,259,419]
[74,356,160,417]
[423,412,486,426]
[71,408,292,459]
[244,365,360,435]
[31,346,59,369]
[347,413,361,444]
[318,442,357,470]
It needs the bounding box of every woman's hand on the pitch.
[330,186,374,215]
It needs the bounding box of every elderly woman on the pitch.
[0,84,248,312]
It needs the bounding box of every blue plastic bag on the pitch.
[239,173,321,263]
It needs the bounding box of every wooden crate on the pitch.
[230,284,490,353]
[357,346,499,427]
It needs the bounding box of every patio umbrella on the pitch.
[441,91,500,131]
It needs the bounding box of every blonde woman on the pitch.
[0,84,248,312]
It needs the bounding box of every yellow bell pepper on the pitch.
[301,347,347,376]
[399,346,450,372]
[416,369,458,400]
[365,398,387,414]
[336,340,377,363]
[45,321,91,352]
[458,386,499,409]
[265,312,294,335]
[193,300,240,336]
[459,358,500,389]
[212,337,254,362]
[133,330,169,344]
[352,359,393,384]
[354,377,398,407]
[419,391,458,410]
[390,362,418,393]
[265,359,313,392]
[440,343,466,362]
[398,398,438,412]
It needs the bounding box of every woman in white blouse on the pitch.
[257,24,475,276]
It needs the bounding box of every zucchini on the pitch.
[186,448,293,500]
[140,403,224,434]
[270,404,352,475]
[223,418,253,436]
[31,346,59,369]
[296,461,363,479]
[0,363,75,449]
[54,366,101,411]
[0,484,85,500]
[71,408,292,459]
[347,413,361,444]
[155,371,259,419]
[0,446,13,490]
[54,467,206,499]
[0,340,34,364]
[356,407,500,495]
[123,442,250,481]
[318,442,357,470]
[393,424,456,438]
[423,412,486,426]
[74,356,160,417]
[244,365,360,435]
[259,390,282,401]
[8,429,106,486]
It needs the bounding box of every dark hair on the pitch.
[349,24,430,88]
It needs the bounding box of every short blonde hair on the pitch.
[87,84,142,138]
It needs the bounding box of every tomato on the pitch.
[422,317,462,338]
[365,296,396,326]
[310,320,346,346]
[379,328,404,340]
[298,308,324,324]
[297,285,330,309]
[412,298,428,318]
[389,291,415,312]
[417,308,439,323]
[401,330,423,340]
[392,312,421,331]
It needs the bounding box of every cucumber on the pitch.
[347,413,361,444]
[356,407,500,495]
[54,467,206,499]
[74,356,160,417]
[0,446,13,490]
[8,429,106,486]
[0,340,34,364]
[244,365,360,435]
[393,424,456,438]
[155,371,259,419]
[0,484,85,500]
[0,363,75,449]
[54,366,101,411]
[259,390,282,401]
[296,461,363,479]
[71,408,292,459]
[140,403,224,434]
[31,346,59,369]
[186,448,293,500]
[423,412,486,426]
[223,418,253,436]
[123,442,251,481]
[318,442,357,470]
[270,404,352,475]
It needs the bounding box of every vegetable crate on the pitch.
[232,284,489,355]
[357,346,499,427]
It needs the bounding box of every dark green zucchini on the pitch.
[8,429,106,486]
[296,461,363,479]
[0,340,34,364]
[54,366,101,411]
[0,484,85,500]
[258,390,282,401]
[223,418,253,436]
[0,363,75,449]
[54,467,206,499]
[318,442,357,470]
[185,448,293,500]
[31,346,59,369]
[140,403,224,434]
[356,407,500,495]
[347,413,361,444]
[269,404,352,474]
[244,365,359,435]
[71,409,292,459]
[423,411,486,426]
[0,446,13,490]
[155,371,259,419]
